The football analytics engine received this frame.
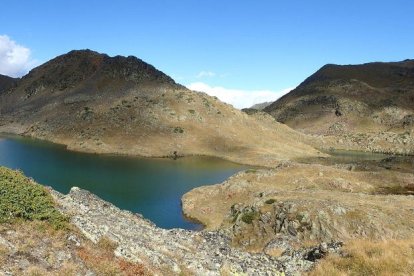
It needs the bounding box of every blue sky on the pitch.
[1,0,413,108]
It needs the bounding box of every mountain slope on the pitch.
[0,50,322,166]
[0,74,17,94]
[265,60,414,135]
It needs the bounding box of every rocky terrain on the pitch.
[0,74,17,94]
[0,220,150,275]
[1,167,345,275]
[0,50,322,167]
[183,159,414,255]
[264,60,414,154]
[51,186,334,275]
[307,130,414,155]
[1,156,414,275]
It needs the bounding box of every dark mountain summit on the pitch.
[16,49,179,99]
[0,49,182,115]
[264,59,414,135]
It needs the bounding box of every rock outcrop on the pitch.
[182,162,414,252]
[50,186,343,275]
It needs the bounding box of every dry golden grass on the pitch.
[309,239,414,276]
[265,247,285,257]
[0,221,150,275]
[0,221,86,275]
[77,236,149,276]
[0,245,7,267]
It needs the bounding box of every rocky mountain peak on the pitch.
[18,49,178,98]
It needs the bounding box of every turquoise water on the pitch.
[0,134,248,229]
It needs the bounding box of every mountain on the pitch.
[250,101,273,110]
[0,74,17,94]
[241,101,274,115]
[264,60,414,135]
[0,50,321,166]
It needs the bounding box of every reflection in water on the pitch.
[0,134,249,229]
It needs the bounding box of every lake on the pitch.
[297,148,413,173]
[0,134,249,229]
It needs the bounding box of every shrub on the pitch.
[245,169,257,174]
[0,167,68,229]
[241,210,258,224]
[265,199,276,204]
[173,127,184,134]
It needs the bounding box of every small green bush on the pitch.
[265,199,276,204]
[245,169,258,174]
[173,127,184,134]
[0,167,68,229]
[241,210,258,224]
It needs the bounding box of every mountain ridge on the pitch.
[265,59,414,132]
[263,59,414,154]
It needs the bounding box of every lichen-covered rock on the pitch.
[51,187,323,275]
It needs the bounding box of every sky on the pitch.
[1,0,413,108]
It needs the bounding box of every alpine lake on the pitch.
[0,134,249,230]
[1,134,409,230]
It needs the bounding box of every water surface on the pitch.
[0,134,248,229]
[297,149,413,173]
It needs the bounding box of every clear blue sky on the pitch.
[1,0,413,104]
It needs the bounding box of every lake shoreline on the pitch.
[0,131,276,168]
[0,134,250,230]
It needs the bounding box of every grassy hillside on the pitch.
[265,60,414,135]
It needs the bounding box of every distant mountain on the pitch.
[0,50,321,166]
[264,60,414,135]
[241,102,273,115]
[0,74,18,94]
[250,101,273,110]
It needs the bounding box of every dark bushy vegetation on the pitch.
[241,210,258,224]
[0,167,68,229]
[265,198,276,204]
